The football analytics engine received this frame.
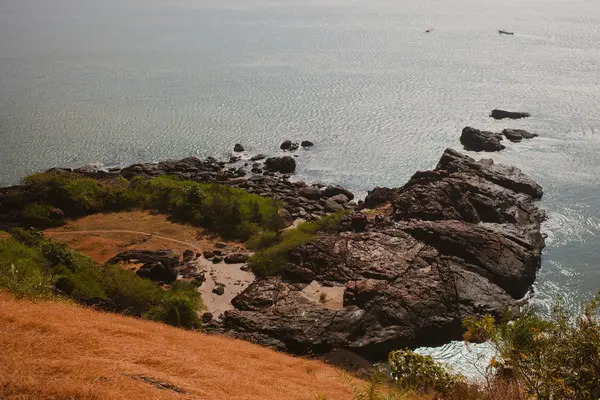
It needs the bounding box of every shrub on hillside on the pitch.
[248,211,349,276]
[1,233,204,328]
[23,172,104,216]
[388,349,460,394]
[10,227,44,247]
[246,230,280,251]
[0,238,54,298]
[146,281,202,329]
[463,294,600,399]
[11,171,282,241]
[21,204,66,228]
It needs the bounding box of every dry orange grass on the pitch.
[44,211,240,263]
[0,292,356,400]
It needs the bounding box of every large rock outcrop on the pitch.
[221,149,545,361]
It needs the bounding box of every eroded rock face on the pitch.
[221,149,545,361]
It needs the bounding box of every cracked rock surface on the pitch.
[219,149,545,361]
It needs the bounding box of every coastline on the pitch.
[0,143,545,366]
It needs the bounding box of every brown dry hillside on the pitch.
[0,292,357,400]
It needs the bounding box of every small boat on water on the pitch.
[498,29,514,35]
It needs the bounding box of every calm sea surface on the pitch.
[2,0,600,367]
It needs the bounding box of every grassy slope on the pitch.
[0,291,357,400]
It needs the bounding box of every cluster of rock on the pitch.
[23,149,356,222]
[460,127,539,152]
[217,149,545,361]
[280,140,314,152]
[107,244,250,288]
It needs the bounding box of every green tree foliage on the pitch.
[463,295,600,399]
[388,349,461,394]
[21,204,66,227]
[10,172,281,241]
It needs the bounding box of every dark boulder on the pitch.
[280,140,292,150]
[278,208,294,228]
[321,199,344,212]
[298,186,321,200]
[490,109,531,120]
[234,144,245,152]
[280,140,299,151]
[213,285,225,296]
[502,129,539,143]
[350,213,368,232]
[329,194,349,204]
[250,154,267,161]
[265,156,296,173]
[323,185,355,201]
[460,127,505,152]
[202,312,214,323]
[301,141,314,148]
[182,249,195,263]
[363,187,396,208]
[136,262,178,283]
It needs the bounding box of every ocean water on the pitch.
[2,0,600,365]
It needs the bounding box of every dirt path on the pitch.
[45,229,203,251]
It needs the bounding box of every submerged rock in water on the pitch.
[221,148,545,361]
[460,126,505,152]
[490,109,531,120]
[265,156,296,173]
[502,128,539,143]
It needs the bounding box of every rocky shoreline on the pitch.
[24,150,356,225]
[0,139,546,365]
[213,149,546,362]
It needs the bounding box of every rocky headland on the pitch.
[0,140,545,364]
[215,149,546,361]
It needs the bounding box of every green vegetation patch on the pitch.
[463,296,600,399]
[7,172,282,241]
[0,228,202,329]
[248,210,348,276]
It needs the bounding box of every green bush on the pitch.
[146,281,202,329]
[97,263,163,315]
[23,172,104,216]
[388,349,460,394]
[21,204,66,227]
[246,230,280,251]
[10,227,45,247]
[463,295,600,399]
[130,176,281,240]
[248,211,349,276]
[0,237,54,299]
[1,232,203,328]
[12,172,281,241]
